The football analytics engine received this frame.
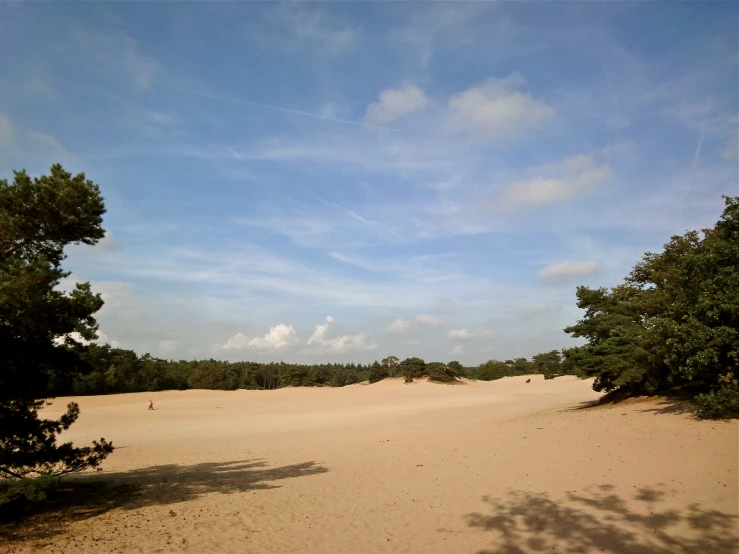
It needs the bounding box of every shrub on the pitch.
[0,473,61,504]
[692,373,739,418]
[400,357,426,380]
[427,362,458,383]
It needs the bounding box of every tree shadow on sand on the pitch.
[0,459,328,543]
[466,484,738,554]
[569,393,697,417]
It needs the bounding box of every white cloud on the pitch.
[448,73,555,138]
[448,327,493,340]
[307,315,335,344]
[223,323,299,351]
[365,82,429,124]
[497,155,612,208]
[159,340,180,355]
[450,344,464,356]
[54,330,121,349]
[250,323,299,351]
[96,232,124,252]
[388,315,448,334]
[223,332,250,350]
[98,331,122,349]
[416,314,445,328]
[448,328,472,340]
[387,318,413,334]
[306,316,377,354]
[539,260,601,284]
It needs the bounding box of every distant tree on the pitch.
[329,370,347,387]
[368,360,388,384]
[381,355,400,377]
[0,165,113,478]
[531,350,563,379]
[447,361,463,375]
[426,362,459,383]
[400,357,426,382]
[475,360,511,381]
[506,358,533,376]
[188,360,239,390]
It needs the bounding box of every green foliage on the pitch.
[692,386,739,419]
[0,165,106,401]
[0,399,113,479]
[188,360,239,390]
[564,197,739,417]
[368,361,389,383]
[329,370,347,388]
[692,371,739,419]
[476,360,512,381]
[0,473,60,504]
[400,357,426,380]
[531,350,564,379]
[381,355,400,377]
[506,358,533,375]
[1,165,113,479]
[426,362,459,383]
[447,361,463,374]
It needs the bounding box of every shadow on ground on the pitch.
[0,458,328,543]
[466,484,738,554]
[569,393,696,417]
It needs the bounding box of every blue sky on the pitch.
[1,2,737,363]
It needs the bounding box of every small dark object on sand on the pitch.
[526,379,531,383]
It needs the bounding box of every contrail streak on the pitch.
[174,88,398,132]
[681,95,713,225]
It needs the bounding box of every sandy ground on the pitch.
[2,375,737,553]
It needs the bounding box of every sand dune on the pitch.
[3,376,737,553]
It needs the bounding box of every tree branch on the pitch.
[2,239,27,257]
[0,466,24,479]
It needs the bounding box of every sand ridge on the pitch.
[3,375,737,553]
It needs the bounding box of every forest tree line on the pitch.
[57,345,578,396]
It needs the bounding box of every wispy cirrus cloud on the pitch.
[71,28,159,90]
[266,4,359,56]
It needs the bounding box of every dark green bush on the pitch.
[368,361,388,384]
[0,474,61,504]
[692,378,739,419]
[426,362,458,383]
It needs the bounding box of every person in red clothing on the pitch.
[148,400,154,410]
